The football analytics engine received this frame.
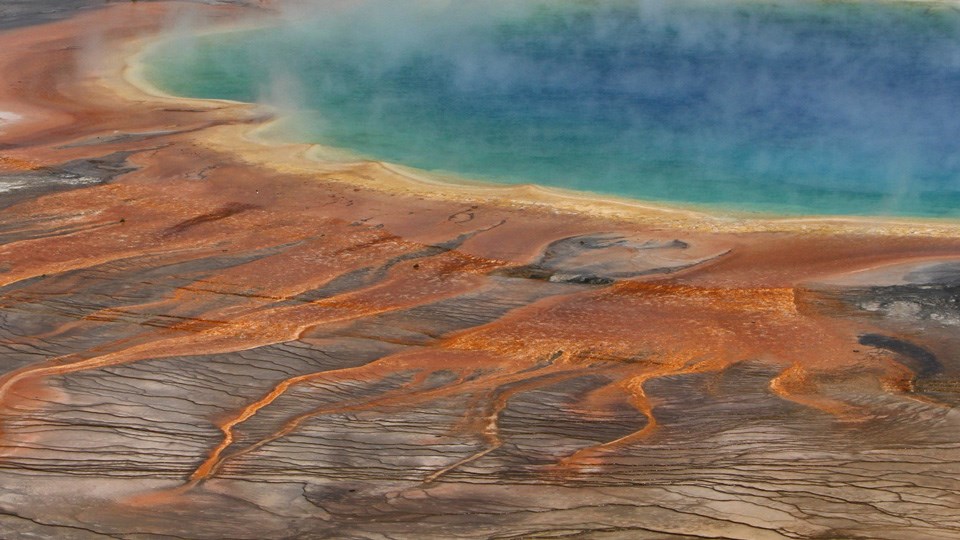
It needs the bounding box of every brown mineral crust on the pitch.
[1,2,959,539]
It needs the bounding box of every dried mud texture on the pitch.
[1,3,959,539]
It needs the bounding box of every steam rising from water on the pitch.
[146,0,960,216]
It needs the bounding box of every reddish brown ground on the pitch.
[0,3,958,538]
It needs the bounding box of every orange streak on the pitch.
[188,357,399,482]
[558,356,731,469]
[423,368,585,483]
[769,364,868,422]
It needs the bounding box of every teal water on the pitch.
[144,0,960,217]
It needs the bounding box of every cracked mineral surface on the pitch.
[0,2,958,539]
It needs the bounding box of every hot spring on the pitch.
[143,0,960,217]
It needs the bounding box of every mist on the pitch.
[143,0,960,216]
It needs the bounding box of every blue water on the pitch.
[145,0,960,217]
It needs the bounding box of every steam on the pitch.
[141,0,960,216]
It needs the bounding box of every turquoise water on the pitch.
[145,0,960,217]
